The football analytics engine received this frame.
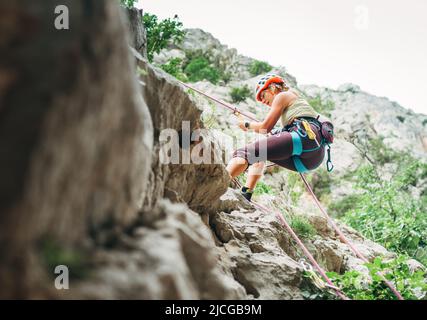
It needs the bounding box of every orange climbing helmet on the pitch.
[255,74,288,102]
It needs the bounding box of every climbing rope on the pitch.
[175,81,405,300]
[232,178,348,300]
[298,173,404,300]
[178,80,259,122]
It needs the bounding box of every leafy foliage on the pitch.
[327,256,427,300]
[310,168,332,203]
[302,256,427,300]
[308,95,335,118]
[290,215,316,239]
[334,138,427,265]
[342,163,427,264]
[329,194,363,218]
[143,13,186,62]
[285,171,306,203]
[221,71,232,84]
[160,58,188,81]
[201,100,220,129]
[254,180,275,196]
[157,47,232,84]
[235,177,276,198]
[183,56,221,84]
[119,0,137,8]
[249,60,272,76]
[229,85,252,103]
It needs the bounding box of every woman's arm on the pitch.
[246,92,296,133]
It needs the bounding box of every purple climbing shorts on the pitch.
[232,121,325,172]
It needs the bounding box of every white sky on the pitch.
[137,0,427,115]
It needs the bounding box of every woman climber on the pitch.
[226,73,334,201]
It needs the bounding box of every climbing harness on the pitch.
[175,81,405,300]
[180,79,334,173]
[285,117,334,173]
[302,120,317,141]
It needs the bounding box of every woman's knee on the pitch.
[232,148,250,165]
[232,148,246,160]
[229,150,249,169]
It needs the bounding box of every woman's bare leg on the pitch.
[226,157,249,179]
[245,161,265,190]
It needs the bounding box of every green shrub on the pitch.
[184,56,220,84]
[254,180,275,196]
[182,50,232,84]
[328,194,363,218]
[311,168,333,202]
[249,60,272,76]
[397,115,405,123]
[221,71,232,84]
[119,0,137,8]
[286,172,305,203]
[229,85,251,103]
[327,256,427,300]
[364,137,402,165]
[201,100,220,129]
[290,215,316,239]
[160,58,188,81]
[336,143,427,265]
[143,13,186,62]
[302,255,427,300]
[234,177,275,198]
[308,95,335,118]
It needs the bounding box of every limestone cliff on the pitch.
[0,2,425,300]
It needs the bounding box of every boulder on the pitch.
[125,7,147,58]
[0,0,153,298]
[137,59,230,213]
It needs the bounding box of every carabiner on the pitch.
[326,145,334,172]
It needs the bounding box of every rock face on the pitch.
[209,189,396,299]
[0,0,152,298]
[0,2,425,300]
[154,28,298,86]
[137,59,230,213]
[72,199,245,299]
[125,7,147,58]
[141,25,426,299]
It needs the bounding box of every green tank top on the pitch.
[280,97,318,127]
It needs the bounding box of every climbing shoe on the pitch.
[241,187,253,202]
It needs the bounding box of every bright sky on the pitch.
[137,0,427,115]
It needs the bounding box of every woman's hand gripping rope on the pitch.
[233,110,248,132]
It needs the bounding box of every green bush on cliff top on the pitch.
[119,0,137,8]
[143,13,186,62]
[249,60,272,76]
[334,137,427,266]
